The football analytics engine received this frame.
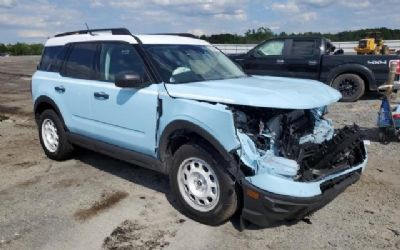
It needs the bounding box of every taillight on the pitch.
[389,60,400,75]
[393,113,400,119]
[396,61,400,75]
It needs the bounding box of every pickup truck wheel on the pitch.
[332,74,365,102]
[38,109,74,161]
[170,144,238,225]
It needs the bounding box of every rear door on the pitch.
[284,39,321,79]
[59,42,98,135]
[89,42,159,156]
[241,39,287,76]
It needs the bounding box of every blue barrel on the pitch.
[378,98,393,127]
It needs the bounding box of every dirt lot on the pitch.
[0,56,399,250]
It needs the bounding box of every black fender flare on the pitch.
[33,95,66,126]
[327,64,377,91]
[158,120,237,172]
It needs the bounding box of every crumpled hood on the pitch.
[165,75,341,109]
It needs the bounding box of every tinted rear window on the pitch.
[291,40,316,57]
[39,46,66,72]
[63,43,97,80]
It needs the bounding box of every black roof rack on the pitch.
[151,33,198,38]
[55,28,132,37]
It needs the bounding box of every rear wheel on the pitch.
[169,144,238,225]
[38,109,74,160]
[332,73,365,102]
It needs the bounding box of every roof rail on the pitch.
[55,28,132,37]
[151,33,198,38]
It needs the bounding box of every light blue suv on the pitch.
[32,28,368,228]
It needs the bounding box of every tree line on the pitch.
[200,27,400,44]
[0,43,44,56]
[1,27,400,55]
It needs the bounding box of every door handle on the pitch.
[94,92,109,100]
[308,60,318,66]
[276,59,285,64]
[54,86,65,93]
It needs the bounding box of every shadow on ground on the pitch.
[74,148,170,194]
[73,148,188,220]
[360,92,381,101]
[360,126,400,143]
[73,148,291,231]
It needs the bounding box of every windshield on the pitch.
[143,45,246,83]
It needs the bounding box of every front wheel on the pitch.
[332,73,365,102]
[169,144,238,225]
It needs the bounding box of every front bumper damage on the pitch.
[230,106,368,227]
[241,157,366,227]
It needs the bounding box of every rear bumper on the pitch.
[241,169,361,227]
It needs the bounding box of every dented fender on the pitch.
[156,92,241,162]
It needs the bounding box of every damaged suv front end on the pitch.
[232,104,367,226]
[149,43,367,227]
[163,75,367,227]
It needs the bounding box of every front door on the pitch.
[89,42,159,156]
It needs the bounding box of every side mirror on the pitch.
[115,72,143,88]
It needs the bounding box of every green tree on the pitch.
[199,27,400,44]
[0,43,8,53]
[2,43,43,55]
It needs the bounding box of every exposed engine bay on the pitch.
[231,105,366,181]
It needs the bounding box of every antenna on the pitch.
[85,23,93,36]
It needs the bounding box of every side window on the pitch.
[253,40,284,57]
[99,42,147,82]
[63,43,97,80]
[39,46,66,72]
[291,40,316,57]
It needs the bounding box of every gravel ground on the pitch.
[0,56,399,250]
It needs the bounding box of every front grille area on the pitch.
[297,125,366,181]
[320,169,362,193]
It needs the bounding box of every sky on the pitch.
[0,0,399,43]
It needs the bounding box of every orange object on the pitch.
[246,189,260,200]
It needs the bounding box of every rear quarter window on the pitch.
[62,43,97,80]
[39,46,66,72]
[291,40,316,57]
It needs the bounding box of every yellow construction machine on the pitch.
[354,32,389,55]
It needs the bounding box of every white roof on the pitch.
[45,33,210,47]
[136,35,210,45]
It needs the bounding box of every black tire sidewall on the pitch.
[169,144,237,225]
[332,74,365,102]
[38,109,73,160]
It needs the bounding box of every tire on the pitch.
[332,73,365,102]
[169,143,238,225]
[38,109,74,161]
